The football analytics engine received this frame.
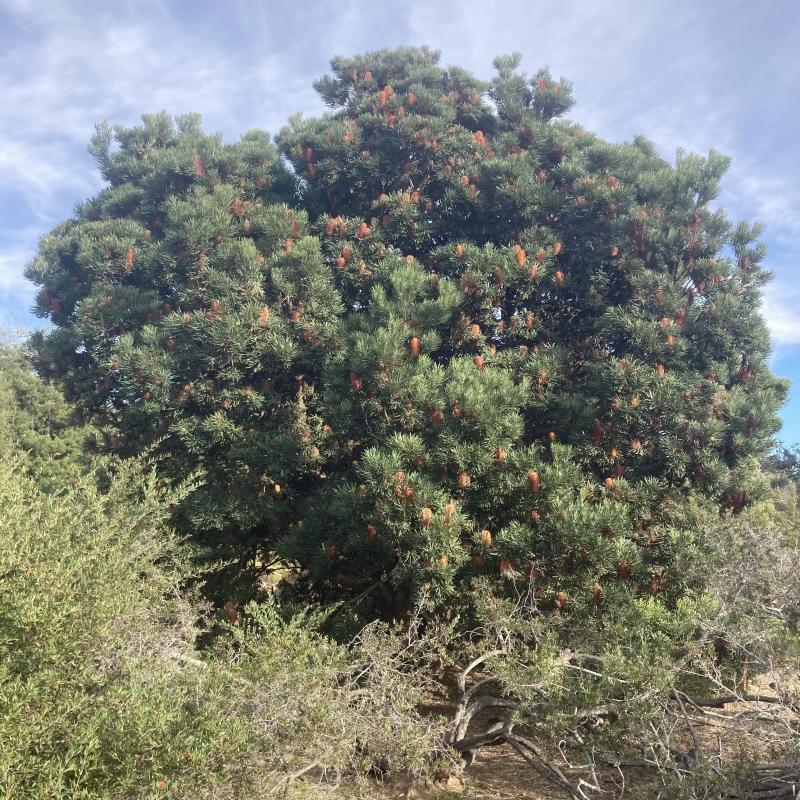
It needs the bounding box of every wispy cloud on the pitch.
[1,0,798,337]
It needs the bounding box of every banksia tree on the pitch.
[27,50,786,621]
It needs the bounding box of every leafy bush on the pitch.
[0,344,95,492]
[0,458,447,798]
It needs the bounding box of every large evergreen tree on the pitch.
[26,47,786,618]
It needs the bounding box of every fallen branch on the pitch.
[670,688,794,710]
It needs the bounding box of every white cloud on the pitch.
[1,0,797,348]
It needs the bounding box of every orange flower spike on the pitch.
[516,248,526,266]
[456,244,464,258]
[474,355,484,371]
[552,242,562,255]
[528,471,540,494]
[358,222,369,239]
[422,507,433,527]
[259,307,270,328]
[409,336,420,357]
[224,601,239,624]
[480,529,492,547]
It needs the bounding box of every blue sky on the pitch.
[1,0,798,440]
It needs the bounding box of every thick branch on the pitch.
[455,696,516,742]
[452,721,514,754]
[670,689,794,710]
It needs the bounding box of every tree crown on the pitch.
[26,46,787,618]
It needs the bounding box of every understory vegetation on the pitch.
[2,46,799,799]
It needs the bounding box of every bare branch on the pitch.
[505,734,590,800]
[269,760,321,794]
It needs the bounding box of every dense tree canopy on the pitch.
[26,46,786,619]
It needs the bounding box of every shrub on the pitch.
[0,458,447,798]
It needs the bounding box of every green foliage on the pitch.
[0,458,447,799]
[762,442,800,489]
[0,344,94,492]
[26,47,787,622]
